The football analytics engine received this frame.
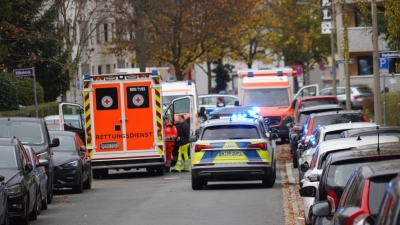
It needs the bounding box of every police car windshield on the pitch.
[0,121,45,145]
[201,125,260,140]
[243,88,289,107]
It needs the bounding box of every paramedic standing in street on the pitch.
[171,115,190,173]
[163,116,178,173]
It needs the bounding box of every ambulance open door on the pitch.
[164,96,195,137]
[291,84,319,109]
[59,103,86,144]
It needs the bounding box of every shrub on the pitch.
[0,76,19,111]
[0,102,59,118]
[362,97,374,115]
[361,92,400,126]
[1,73,45,106]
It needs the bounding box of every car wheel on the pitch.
[28,192,38,221]
[42,194,48,210]
[20,196,29,225]
[3,203,9,225]
[298,168,303,187]
[155,165,165,176]
[47,182,53,204]
[273,161,277,184]
[36,189,42,215]
[191,173,203,190]
[83,170,92,190]
[292,151,298,168]
[261,174,274,188]
[73,175,84,194]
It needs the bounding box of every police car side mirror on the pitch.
[271,133,279,140]
[234,101,240,106]
[188,136,197,142]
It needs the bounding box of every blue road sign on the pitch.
[12,68,35,77]
[379,58,389,69]
[330,67,332,78]
[379,51,400,58]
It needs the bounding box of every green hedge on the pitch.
[0,77,19,111]
[362,92,400,126]
[0,102,59,118]
[1,73,45,106]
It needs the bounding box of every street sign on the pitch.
[380,69,389,76]
[12,68,35,77]
[379,51,400,58]
[336,59,354,64]
[379,58,389,69]
[330,67,332,78]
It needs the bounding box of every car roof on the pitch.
[317,122,377,133]
[310,110,364,117]
[341,126,400,137]
[299,104,341,112]
[0,136,19,146]
[0,117,43,122]
[318,135,400,152]
[357,158,400,179]
[298,96,338,101]
[49,130,77,137]
[203,117,258,127]
[327,142,400,163]
[199,94,238,98]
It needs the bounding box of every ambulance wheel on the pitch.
[100,169,109,178]
[93,170,101,179]
[191,173,204,190]
[155,166,165,176]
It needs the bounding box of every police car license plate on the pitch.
[220,151,242,156]
[100,142,119,149]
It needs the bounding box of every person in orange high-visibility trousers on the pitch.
[171,115,190,173]
[163,116,178,173]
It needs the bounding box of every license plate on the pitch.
[220,151,242,156]
[100,142,119,149]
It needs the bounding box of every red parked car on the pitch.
[291,96,340,121]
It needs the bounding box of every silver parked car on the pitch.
[319,86,374,109]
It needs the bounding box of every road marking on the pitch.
[286,163,296,184]
[164,177,181,180]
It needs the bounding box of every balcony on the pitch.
[340,27,388,52]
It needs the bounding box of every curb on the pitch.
[286,163,296,184]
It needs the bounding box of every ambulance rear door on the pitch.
[59,103,86,143]
[122,81,155,151]
[164,96,195,137]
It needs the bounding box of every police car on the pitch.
[188,110,279,190]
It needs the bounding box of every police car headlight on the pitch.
[37,152,49,160]
[61,160,78,168]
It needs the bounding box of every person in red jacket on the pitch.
[163,116,178,172]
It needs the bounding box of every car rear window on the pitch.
[324,130,345,140]
[301,99,338,107]
[328,162,370,188]
[201,125,260,140]
[0,121,45,145]
[369,175,397,215]
[357,87,373,94]
[349,131,400,139]
[312,113,365,130]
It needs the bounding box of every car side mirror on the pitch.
[80,145,86,153]
[298,143,304,150]
[0,175,4,182]
[290,133,298,141]
[271,128,279,134]
[271,133,279,140]
[234,100,240,106]
[299,186,316,197]
[283,116,293,123]
[300,162,309,173]
[312,201,331,217]
[188,135,197,142]
[25,163,33,173]
[38,159,49,167]
[307,175,320,182]
[50,138,60,148]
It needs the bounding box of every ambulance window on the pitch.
[96,87,119,110]
[126,86,150,109]
[173,98,190,113]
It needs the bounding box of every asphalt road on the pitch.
[26,167,285,225]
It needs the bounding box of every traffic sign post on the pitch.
[378,58,389,126]
[12,67,38,118]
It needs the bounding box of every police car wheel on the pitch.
[191,174,204,190]
[261,174,274,188]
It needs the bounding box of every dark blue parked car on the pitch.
[0,174,8,225]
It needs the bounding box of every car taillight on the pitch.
[353,95,360,99]
[293,126,302,134]
[326,188,338,220]
[348,180,371,225]
[195,145,214,152]
[247,143,267,150]
[362,114,369,122]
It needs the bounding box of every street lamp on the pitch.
[296,1,337,96]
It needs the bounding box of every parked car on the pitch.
[373,174,400,225]
[313,158,400,225]
[0,175,8,225]
[0,137,47,225]
[44,114,84,131]
[49,131,92,193]
[307,143,400,225]
[298,135,400,225]
[24,145,49,211]
[0,117,60,204]
[319,86,374,109]
[286,104,343,167]
[297,122,377,185]
[338,126,400,139]
[198,94,239,115]
[291,96,340,121]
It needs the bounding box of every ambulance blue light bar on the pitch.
[248,72,254,78]
[277,71,283,76]
[187,80,192,85]
[84,73,90,80]
[152,70,158,75]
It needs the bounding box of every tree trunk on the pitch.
[173,62,183,80]
[134,0,146,72]
[206,61,212,94]
[247,62,252,69]
[68,67,77,103]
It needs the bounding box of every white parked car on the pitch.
[299,135,400,225]
[297,122,377,183]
